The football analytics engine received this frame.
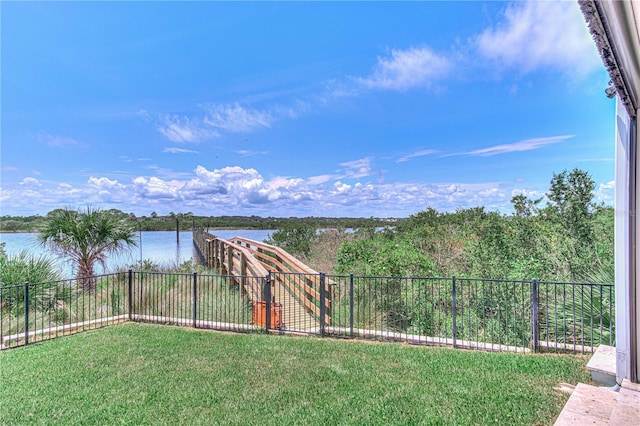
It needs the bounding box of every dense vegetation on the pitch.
[275,169,613,283]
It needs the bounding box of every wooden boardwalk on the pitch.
[193,229,325,332]
[274,280,318,331]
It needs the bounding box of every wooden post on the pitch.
[206,239,212,267]
[219,242,225,273]
[227,245,234,276]
[240,253,247,296]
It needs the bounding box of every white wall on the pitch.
[614,97,633,383]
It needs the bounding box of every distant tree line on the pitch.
[0,211,391,233]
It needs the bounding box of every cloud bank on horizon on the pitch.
[1,1,615,217]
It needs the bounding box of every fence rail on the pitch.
[1,271,614,353]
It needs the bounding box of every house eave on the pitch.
[580,0,640,118]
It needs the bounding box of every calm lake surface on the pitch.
[0,229,275,276]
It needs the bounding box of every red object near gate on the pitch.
[252,301,282,328]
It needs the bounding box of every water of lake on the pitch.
[0,229,275,277]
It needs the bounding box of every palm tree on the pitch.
[38,207,137,290]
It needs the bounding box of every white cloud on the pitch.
[157,115,218,143]
[451,135,574,157]
[596,180,615,204]
[306,174,335,185]
[203,103,274,133]
[511,188,544,199]
[20,177,41,186]
[36,133,81,148]
[475,1,601,77]
[333,181,351,194]
[163,147,199,154]
[87,177,128,202]
[577,157,614,163]
[0,186,9,202]
[340,157,374,178]
[89,177,119,188]
[357,47,451,91]
[236,150,268,157]
[0,163,613,218]
[133,176,183,200]
[397,149,438,163]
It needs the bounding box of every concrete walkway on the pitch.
[554,379,639,425]
[554,345,639,425]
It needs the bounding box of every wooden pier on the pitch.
[193,229,332,331]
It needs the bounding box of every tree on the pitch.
[264,224,315,258]
[38,207,137,289]
[546,168,596,243]
[511,194,541,217]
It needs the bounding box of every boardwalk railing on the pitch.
[192,230,269,302]
[229,236,333,327]
[193,230,333,329]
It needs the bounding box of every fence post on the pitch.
[265,274,272,333]
[192,272,198,328]
[349,273,354,338]
[452,276,457,349]
[531,279,539,353]
[319,273,326,336]
[24,282,30,346]
[128,270,133,320]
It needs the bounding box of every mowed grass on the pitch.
[0,323,589,425]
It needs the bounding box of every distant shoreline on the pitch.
[1,227,271,234]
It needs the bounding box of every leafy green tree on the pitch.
[546,168,596,243]
[264,224,315,258]
[38,207,137,289]
[511,194,541,217]
[336,231,434,277]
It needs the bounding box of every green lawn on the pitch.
[0,323,590,425]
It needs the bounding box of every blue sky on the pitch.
[1,1,615,218]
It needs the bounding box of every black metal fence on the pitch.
[326,275,614,352]
[1,271,614,353]
[1,273,129,349]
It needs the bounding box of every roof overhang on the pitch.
[580,0,640,118]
